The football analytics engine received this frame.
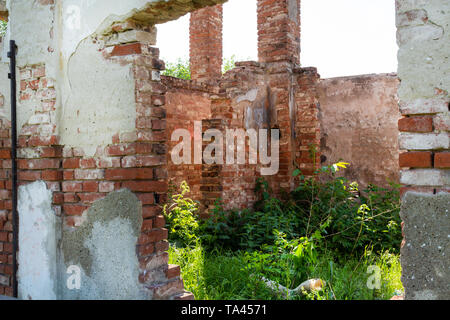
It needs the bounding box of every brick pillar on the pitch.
[189,4,223,82]
[294,67,321,178]
[257,0,301,65]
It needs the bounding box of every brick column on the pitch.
[257,0,301,65]
[294,67,321,178]
[189,4,223,82]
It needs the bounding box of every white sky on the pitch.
[157,0,398,78]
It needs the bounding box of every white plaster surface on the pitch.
[396,0,450,101]
[9,0,56,76]
[18,181,59,300]
[61,0,155,65]
[0,62,11,120]
[60,38,136,156]
[82,218,146,300]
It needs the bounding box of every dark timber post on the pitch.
[7,39,18,298]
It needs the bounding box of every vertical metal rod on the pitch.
[7,39,18,298]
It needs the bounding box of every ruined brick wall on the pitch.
[206,62,268,211]
[163,75,212,203]
[0,0,237,299]
[396,0,449,300]
[318,73,400,187]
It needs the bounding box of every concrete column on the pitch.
[396,0,450,300]
[189,4,223,82]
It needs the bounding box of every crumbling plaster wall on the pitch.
[0,0,227,299]
[318,74,400,187]
[396,0,449,300]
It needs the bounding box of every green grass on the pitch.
[168,243,403,300]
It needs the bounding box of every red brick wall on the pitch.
[163,76,212,203]
[190,4,223,82]
[0,32,192,299]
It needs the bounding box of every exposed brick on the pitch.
[138,228,168,245]
[74,169,104,180]
[106,144,136,156]
[121,181,167,193]
[142,206,162,218]
[398,116,433,133]
[165,264,180,279]
[63,193,79,203]
[63,204,88,216]
[82,181,99,192]
[42,170,62,181]
[63,158,80,169]
[99,181,115,193]
[62,181,83,192]
[138,244,155,257]
[105,168,153,180]
[18,158,60,170]
[155,240,169,253]
[399,152,432,168]
[136,193,155,205]
[18,170,42,181]
[110,43,142,57]
[80,158,96,169]
[154,215,166,228]
[141,219,153,231]
[435,152,450,168]
[0,149,10,159]
[77,193,105,204]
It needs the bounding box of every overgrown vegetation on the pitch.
[164,162,403,300]
[162,56,237,80]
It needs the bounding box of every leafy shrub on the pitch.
[163,181,200,246]
[198,162,402,255]
[290,163,402,255]
[199,200,249,249]
[162,56,237,80]
[163,59,191,80]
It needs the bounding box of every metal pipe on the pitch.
[7,39,18,298]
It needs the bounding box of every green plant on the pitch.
[169,241,403,300]
[163,58,191,80]
[163,181,200,246]
[222,55,236,73]
[199,162,401,255]
[199,199,249,249]
[162,56,238,80]
[290,163,402,255]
